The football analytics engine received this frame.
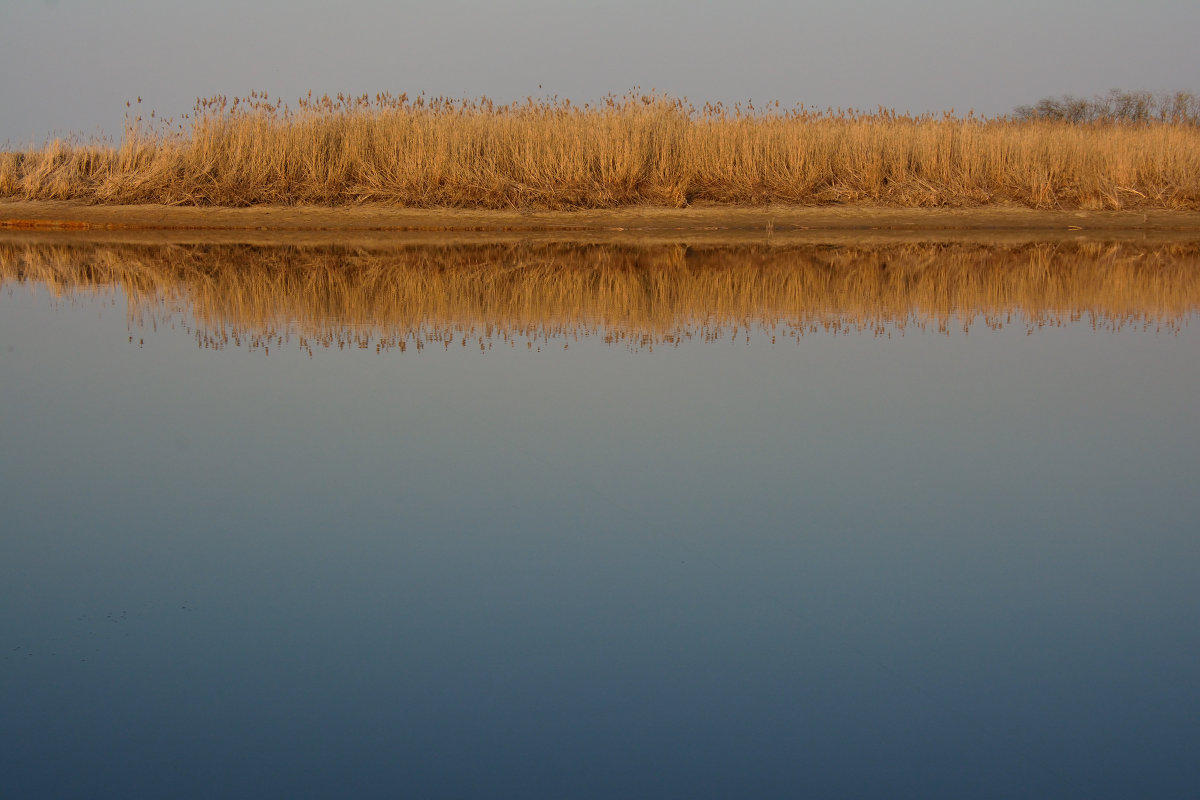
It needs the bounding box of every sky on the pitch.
[2,0,1198,145]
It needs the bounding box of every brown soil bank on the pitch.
[4,202,1200,243]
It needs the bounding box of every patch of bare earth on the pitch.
[2,201,1199,247]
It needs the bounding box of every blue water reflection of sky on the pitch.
[2,283,1198,798]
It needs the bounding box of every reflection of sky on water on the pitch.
[2,280,1199,799]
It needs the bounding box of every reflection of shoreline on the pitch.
[3,241,1198,350]
[5,202,1200,239]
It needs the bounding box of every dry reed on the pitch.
[2,93,1199,210]
[3,241,1197,352]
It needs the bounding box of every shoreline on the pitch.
[5,201,1200,231]
[3,201,1200,248]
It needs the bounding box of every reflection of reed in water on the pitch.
[3,241,1198,352]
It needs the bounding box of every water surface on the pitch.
[2,240,1199,798]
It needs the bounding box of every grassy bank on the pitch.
[2,94,1199,210]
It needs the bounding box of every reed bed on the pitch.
[3,241,1197,351]
[2,93,1199,210]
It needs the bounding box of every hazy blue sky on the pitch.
[2,0,1198,145]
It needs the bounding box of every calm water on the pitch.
[2,241,1199,798]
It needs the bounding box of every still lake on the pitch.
[2,239,1199,798]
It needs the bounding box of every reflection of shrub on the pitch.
[1014,89,1200,124]
[4,241,1199,347]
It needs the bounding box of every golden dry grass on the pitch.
[2,93,1199,210]
[3,240,1198,351]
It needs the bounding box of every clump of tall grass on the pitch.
[3,241,1197,351]
[2,91,1200,210]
